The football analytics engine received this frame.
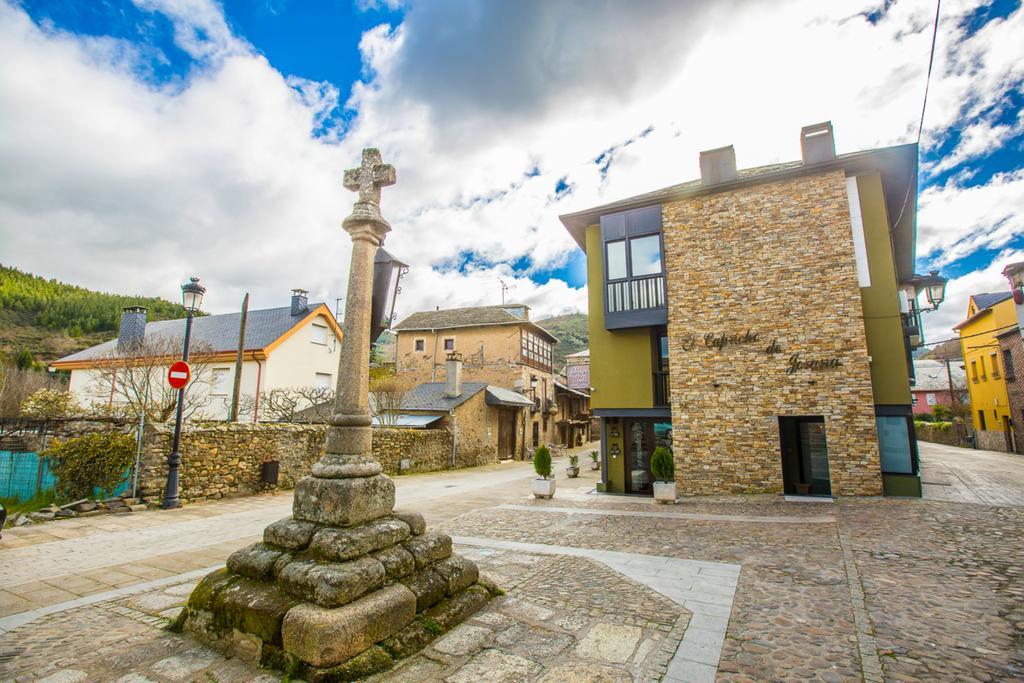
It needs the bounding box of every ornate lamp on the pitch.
[370,248,408,344]
[181,276,206,313]
[918,270,947,310]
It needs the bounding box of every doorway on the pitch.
[778,416,831,496]
[498,409,517,461]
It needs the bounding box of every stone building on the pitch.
[393,304,560,456]
[954,292,1016,452]
[560,122,942,498]
[995,260,1024,454]
[394,356,534,463]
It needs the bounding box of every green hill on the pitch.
[0,265,192,363]
[536,313,588,369]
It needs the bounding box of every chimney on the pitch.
[699,145,738,186]
[291,288,309,316]
[444,351,463,398]
[800,121,836,164]
[117,306,147,352]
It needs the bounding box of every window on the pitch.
[926,393,937,406]
[978,410,987,430]
[521,330,553,371]
[315,372,332,390]
[876,416,914,474]
[1005,349,1016,380]
[211,368,231,396]
[971,360,979,382]
[444,338,455,351]
[414,338,425,352]
[606,240,627,280]
[980,357,987,380]
[532,421,539,448]
[630,234,662,276]
[991,352,1001,378]
[311,323,328,345]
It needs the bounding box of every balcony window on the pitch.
[600,205,667,329]
[1005,349,1016,380]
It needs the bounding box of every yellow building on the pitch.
[955,292,1016,451]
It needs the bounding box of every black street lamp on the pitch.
[370,247,408,345]
[163,276,205,510]
[916,270,948,310]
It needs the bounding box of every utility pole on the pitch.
[229,292,249,421]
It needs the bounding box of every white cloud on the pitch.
[0,0,1022,339]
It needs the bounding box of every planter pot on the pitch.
[653,481,677,504]
[566,466,579,478]
[532,477,556,499]
[590,461,600,470]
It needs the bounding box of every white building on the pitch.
[50,290,343,421]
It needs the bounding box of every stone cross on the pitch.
[343,148,396,208]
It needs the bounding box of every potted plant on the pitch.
[590,450,600,470]
[651,446,676,504]
[566,454,580,478]
[532,446,556,499]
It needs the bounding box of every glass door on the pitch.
[625,421,653,494]
[798,420,831,496]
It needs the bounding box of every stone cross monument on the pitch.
[179,149,492,682]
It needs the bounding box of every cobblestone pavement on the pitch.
[1,441,1023,681]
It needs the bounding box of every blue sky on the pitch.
[1,0,1023,342]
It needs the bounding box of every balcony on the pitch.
[606,274,667,330]
[654,371,670,407]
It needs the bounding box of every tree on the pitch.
[369,376,410,427]
[85,336,216,422]
[0,361,66,418]
[238,385,336,423]
[20,388,80,420]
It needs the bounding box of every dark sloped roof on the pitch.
[912,359,967,391]
[393,304,558,343]
[53,304,331,365]
[971,292,1012,311]
[400,382,488,412]
[484,386,534,407]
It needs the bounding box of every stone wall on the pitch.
[914,423,961,448]
[976,429,1012,454]
[137,423,458,503]
[998,332,1024,454]
[662,170,884,496]
[453,392,501,467]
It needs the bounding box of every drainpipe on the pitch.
[252,359,263,423]
[450,408,457,469]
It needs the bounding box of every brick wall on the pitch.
[998,332,1024,454]
[661,170,883,496]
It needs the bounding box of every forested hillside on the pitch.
[536,313,588,369]
[0,265,192,362]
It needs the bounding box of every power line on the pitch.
[920,322,1018,348]
[891,0,942,233]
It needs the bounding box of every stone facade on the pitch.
[661,170,883,496]
[997,331,1024,454]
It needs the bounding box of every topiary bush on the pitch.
[533,445,552,479]
[590,450,598,463]
[650,446,674,483]
[45,432,136,501]
[569,454,579,468]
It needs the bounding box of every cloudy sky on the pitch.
[1,0,1022,347]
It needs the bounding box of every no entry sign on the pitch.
[168,361,191,389]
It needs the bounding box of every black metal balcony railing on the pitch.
[607,274,666,313]
[654,371,670,407]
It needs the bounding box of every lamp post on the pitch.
[917,270,948,310]
[162,276,205,510]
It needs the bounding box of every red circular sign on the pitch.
[168,361,191,389]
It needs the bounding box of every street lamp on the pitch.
[163,276,206,509]
[917,270,947,310]
[370,247,408,345]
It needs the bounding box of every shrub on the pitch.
[569,454,579,467]
[932,404,952,422]
[20,388,79,420]
[916,413,934,422]
[650,446,674,482]
[590,450,598,463]
[533,446,552,479]
[45,432,136,501]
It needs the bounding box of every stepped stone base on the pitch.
[178,472,495,682]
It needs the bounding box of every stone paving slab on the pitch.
[497,502,836,524]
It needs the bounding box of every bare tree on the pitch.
[85,336,216,422]
[0,363,67,418]
[236,385,335,423]
[293,385,335,423]
[369,375,410,427]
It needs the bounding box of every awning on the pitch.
[372,414,446,429]
[484,386,534,408]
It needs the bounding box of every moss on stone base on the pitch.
[303,645,393,683]
[212,577,299,646]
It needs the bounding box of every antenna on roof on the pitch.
[499,278,514,305]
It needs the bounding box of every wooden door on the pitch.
[498,409,516,460]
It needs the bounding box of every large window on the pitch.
[600,206,666,327]
[521,329,553,372]
[877,416,914,474]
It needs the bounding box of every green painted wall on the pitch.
[857,173,912,406]
[586,225,655,410]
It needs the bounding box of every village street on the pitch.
[1,441,1022,682]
